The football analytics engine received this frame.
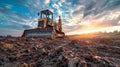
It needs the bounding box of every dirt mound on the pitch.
[0,37,120,67]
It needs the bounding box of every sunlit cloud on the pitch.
[44,0,50,4]
[67,26,120,35]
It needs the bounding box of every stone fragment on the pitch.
[68,57,79,67]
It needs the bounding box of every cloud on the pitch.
[44,0,50,4]
[63,0,120,35]
[0,28,23,36]
[83,0,120,17]
[60,0,65,3]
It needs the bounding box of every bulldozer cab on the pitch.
[38,9,53,28]
[40,9,53,23]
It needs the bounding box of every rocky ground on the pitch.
[0,36,120,67]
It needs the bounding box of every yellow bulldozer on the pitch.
[22,9,65,39]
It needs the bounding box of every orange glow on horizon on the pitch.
[66,26,120,35]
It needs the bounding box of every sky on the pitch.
[0,0,120,36]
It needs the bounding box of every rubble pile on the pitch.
[0,37,120,67]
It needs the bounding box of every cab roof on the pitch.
[41,9,53,15]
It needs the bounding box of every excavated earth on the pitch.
[0,37,120,67]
